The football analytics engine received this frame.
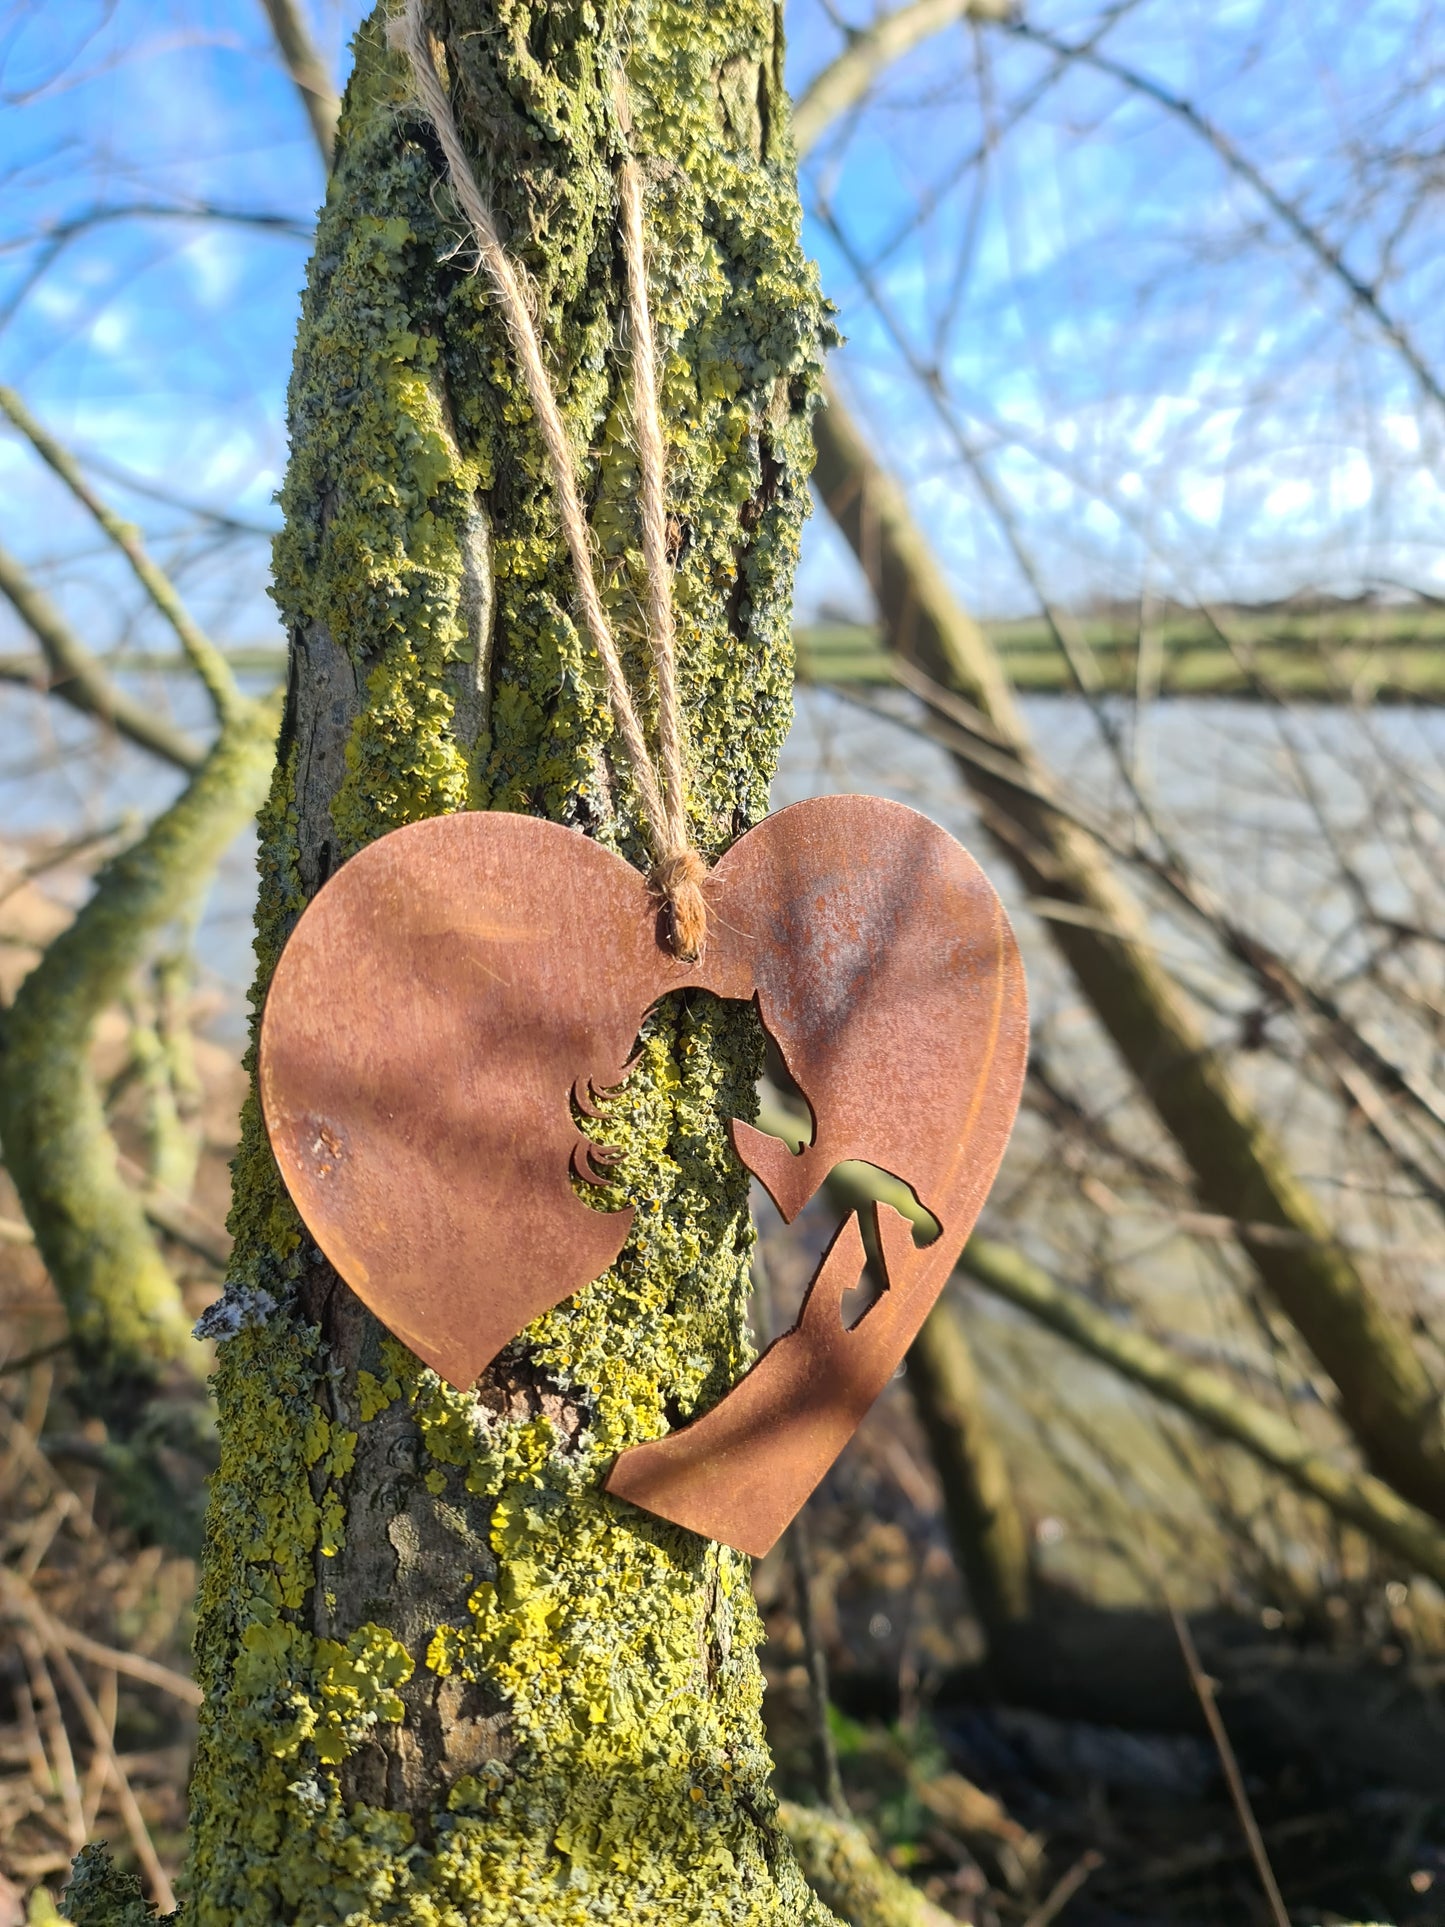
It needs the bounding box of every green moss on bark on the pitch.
[185,0,829,1921]
[0,694,280,1410]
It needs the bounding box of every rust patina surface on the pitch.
[259,794,1027,1554]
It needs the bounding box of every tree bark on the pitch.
[0,694,277,1415]
[905,1300,1033,1637]
[811,382,1445,1526]
[181,4,830,1920]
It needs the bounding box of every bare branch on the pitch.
[1002,20,1445,413]
[259,0,339,171]
[1165,1601,1290,1927]
[792,0,1016,157]
[886,640,1445,1186]
[0,689,281,1406]
[4,1573,177,1913]
[78,450,277,538]
[778,1109,1445,1586]
[0,384,243,725]
[811,380,1445,1522]
[0,1565,201,1708]
[0,201,311,337]
[0,543,204,771]
[0,200,314,261]
[959,1233,1445,1589]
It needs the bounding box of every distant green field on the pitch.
[10,604,1444,703]
[796,604,1445,702]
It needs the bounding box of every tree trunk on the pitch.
[182,4,829,1920]
[905,1299,1033,1639]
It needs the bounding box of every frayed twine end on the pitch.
[653,847,708,962]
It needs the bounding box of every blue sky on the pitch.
[2,0,1442,1019]
[1,0,1443,657]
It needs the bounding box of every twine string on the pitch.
[396,0,707,959]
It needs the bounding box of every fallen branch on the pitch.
[16,1630,85,1856]
[33,1628,175,1912]
[1167,1599,1288,1927]
[1021,1851,1103,1927]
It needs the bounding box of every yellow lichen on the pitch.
[180,0,831,1921]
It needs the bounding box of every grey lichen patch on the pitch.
[184,0,831,1920]
[192,1278,276,1342]
[59,1845,156,1927]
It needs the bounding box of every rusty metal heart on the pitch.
[259,795,1027,1555]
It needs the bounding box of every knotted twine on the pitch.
[395,0,709,960]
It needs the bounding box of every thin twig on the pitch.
[13,1675,52,1804]
[824,203,1445,1150]
[81,1666,118,1833]
[0,384,242,725]
[1021,1849,1103,1927]
[2,198,314,251]
[116,1153,233,1270]
[892,641,1445,1176]
[44,1636,178,1912]
[0,817,135,909]
[0,202,311,338]
[1,1567,203,1707]
[8,1564,180,1908]
[0,542,204,771]
[0,1414,98,1544]
[17,1490,80,1580]
[17,1632,85,1855]
[1167,1601,1289,1927]
[1002,21,1445,414]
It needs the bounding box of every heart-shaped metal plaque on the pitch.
[259,795,1026,1555]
